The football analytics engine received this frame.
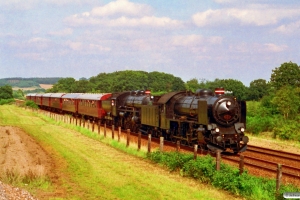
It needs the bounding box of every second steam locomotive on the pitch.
[27,88,248,153]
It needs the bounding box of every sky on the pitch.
[1,0,300,86]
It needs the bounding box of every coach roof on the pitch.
[76,93,111,100]
[62,93,83,99]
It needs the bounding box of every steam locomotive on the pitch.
[26,88,248,153]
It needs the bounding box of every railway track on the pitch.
[247,144,300,162]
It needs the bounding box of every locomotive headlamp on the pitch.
[240,127,245,132]
[215,128,220,133]
[227,101,231,106]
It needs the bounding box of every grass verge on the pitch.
[0,105,242,200]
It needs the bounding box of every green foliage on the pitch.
[246,101,278,134]
[273,118,300,141]
[0,77,61,86]
[74,79,94,93]
[185,78,208,92]
[271,86,300,119]
[0,99,15,105]
[148,152,299,199]
[0,85,13,99]
[13,89,25,100]
[247,79,270,100]
[89,70,186,93]
[25,100,39,109]
[200,78,247,100]
[270,62,300,89]
[181,156,215,183]
[147,151,194,171]
[47,77,76,92]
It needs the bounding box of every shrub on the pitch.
[273,120,300,141]
[25,100,39,109]
[181,156,215,183]
[148,151,194,171]
[148,151,300,200]
[0,99,15,105]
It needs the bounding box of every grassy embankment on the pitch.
[0,105,241,200]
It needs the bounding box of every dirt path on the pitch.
[0,126,56,199]
[0,126,53,177]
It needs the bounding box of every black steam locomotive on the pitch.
[27,88,248,153]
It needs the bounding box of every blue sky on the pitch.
[1,0,300,86]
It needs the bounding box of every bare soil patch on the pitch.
[0,126,53,177]
[0,126,55,199]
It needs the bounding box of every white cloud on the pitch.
[65,0,182,29]
[274,20,300,35]
[65,41,110,53]
[193,6,300,27]
[91,0,152,17]
[263,43,288,53]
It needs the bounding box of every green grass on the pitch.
[0,105,241,200]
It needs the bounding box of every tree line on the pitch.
[0,77,62,87]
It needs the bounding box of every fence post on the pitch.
[87,119,90,130]
[159,137,164,152]
[148,134,151,154]
[194,144,198,160]
[104,123,106,137]
[92,120,95,132]
[112,125,115,139]
[216,150,221,171]
[138,131,141,151]
[126,129,130,147]
[276,164,282,194]
[176,140,180,152]
[118,127,121,142]
[98,121,100,134]
[239,154,244,175]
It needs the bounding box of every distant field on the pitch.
[39,84,53,89]
[12,84,53,91]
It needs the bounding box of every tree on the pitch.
[0,85,13,99]
[47,77,76,92]
[247,79,269,100]
[270,62,300,89]
[271,86,300,119]
[73,80,93,93]
[206,79,247,100]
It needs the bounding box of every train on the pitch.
[26,88,248,153]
